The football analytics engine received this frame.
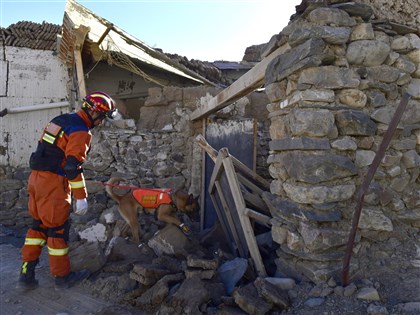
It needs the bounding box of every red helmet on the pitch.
[82,91,117,119]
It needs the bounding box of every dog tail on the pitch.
[105,177,125,203]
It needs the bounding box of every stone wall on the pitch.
[264,2,420,282]
[354,0,420,29]
[0,86,271,231]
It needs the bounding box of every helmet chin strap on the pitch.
[83,108,101,128]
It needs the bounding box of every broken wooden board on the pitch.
[74,25,90,103]
[190,43,291,121]
[197,135,276,276]
[207,149,276,278]
[199,121,256,230]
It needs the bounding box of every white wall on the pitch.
[0,47,70,167]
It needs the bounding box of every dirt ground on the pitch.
[1,224,419,315]
[0,226,139,315]
[1,243,105,315]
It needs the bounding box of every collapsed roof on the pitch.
[1,0,257,88]
[58,0,217,87]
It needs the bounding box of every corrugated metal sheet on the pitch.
[61,0,209,85]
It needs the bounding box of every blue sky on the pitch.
[1,0,301,61]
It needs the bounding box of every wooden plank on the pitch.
[208,153,225,194]
[242,189,270,215]
[209,190,235,253]
[213,180,245,257]
[191,43,291,121]
[196,134,217,162]
[253,119,257,172]
[200,120,207,232]
[97,23,113,45]
[74,50,86,103]
[232,158,271,190]
[208,151,246,257]
[245,208,272,227]
[237,173,265,195]
[73,25,90,107]
[221,148,267,277]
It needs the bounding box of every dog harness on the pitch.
[132,188,173,209]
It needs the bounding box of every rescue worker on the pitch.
[16,91,117,291]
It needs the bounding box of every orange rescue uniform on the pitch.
[21,110,93,277]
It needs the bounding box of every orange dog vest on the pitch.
[132,188,172,208]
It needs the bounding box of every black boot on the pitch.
[54,269,90,290]
[16,259,39,291]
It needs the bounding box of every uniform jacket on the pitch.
[35,110,93,199]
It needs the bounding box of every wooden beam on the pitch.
[97,23,113,45]
[213,181,244,257]
[74,50,86,104]
[208,153,225,194]
[221,148,267,277]
[242,189,270,215]
[191,43,291,121]
[237,173,265,195]
[232,158,271,190]
[199,119,207,232]
[195,134,218,162]
[73,25,90,108]
[74,25,90,50]
[245,208,272,227]
[208,150,245,256]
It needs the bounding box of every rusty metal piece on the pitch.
[341,92,412,286]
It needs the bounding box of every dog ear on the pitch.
[188,194,194,204]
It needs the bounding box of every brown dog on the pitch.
[105,177,199,244]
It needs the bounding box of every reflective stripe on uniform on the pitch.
[69,179,85,189]
[48,246,69,256]
[22,261,29,274]
[24,237,46,246]
[42,133,56,144]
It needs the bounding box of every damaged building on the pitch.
[1,0,419,314]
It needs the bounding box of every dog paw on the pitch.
[179,223,192,236]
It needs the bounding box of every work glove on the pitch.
[74,198,88,215]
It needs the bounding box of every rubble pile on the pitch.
[68,210,293,314]
[64,208,419,315]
